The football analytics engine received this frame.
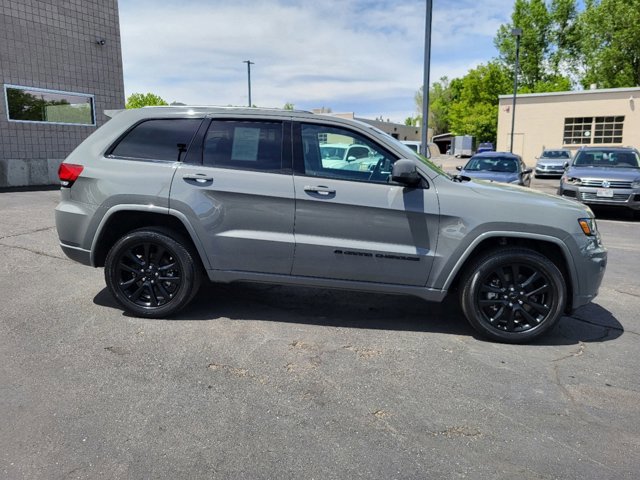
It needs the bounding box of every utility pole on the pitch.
[243,60,255,107]
[509,28,522,153]
[421,0,433,157]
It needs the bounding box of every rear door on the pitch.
[291,122,440,286]
[169,117,295,274]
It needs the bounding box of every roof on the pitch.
[498,86,640,100]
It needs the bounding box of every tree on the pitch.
[414,76,456,135]
[447,62,512,143]
[494,0,576,91]
[126,92,168,109]
[283,102,295,110]
[577,0,640,88]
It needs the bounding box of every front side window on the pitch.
[300,123,397,184]
[203,120,283,172]
[5,84,95,125]
[109,119,202,161]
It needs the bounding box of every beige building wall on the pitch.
[497,87,640,166]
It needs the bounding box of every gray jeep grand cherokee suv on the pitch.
[55,107,607,343]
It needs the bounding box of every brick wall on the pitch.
[0,0,125,187]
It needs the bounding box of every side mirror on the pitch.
[391,159,421,187]
[456,166,463,171]
[522,168,533,175]
[347,156,356,162]
[564,162,570,169]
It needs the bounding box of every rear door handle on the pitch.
[304,185,336,196]
[183,173,213,184]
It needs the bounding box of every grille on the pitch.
[581,192,629,202]
[581,179,633,188]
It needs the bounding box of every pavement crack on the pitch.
[0,242,64,260]
[0,225,56,241]
[552,342,585,363]
[613,288,640,299]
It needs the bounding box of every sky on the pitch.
[118,0,514,123]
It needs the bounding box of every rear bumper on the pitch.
[60,243,92,266]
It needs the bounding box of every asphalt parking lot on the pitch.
[1,187,639,479]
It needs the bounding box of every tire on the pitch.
[104,227,202,318]
[460,248,566,343]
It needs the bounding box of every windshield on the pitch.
[541,150,570,159]
[319,146,346,160]
[573,150,640,168]
[464,156,518,173]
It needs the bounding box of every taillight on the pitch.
[58,163,84,187]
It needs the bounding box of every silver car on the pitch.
[534,149,572,177]
[559,146,640,213]
[55,107,607,343]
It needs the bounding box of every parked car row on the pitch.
[456,146,640,215]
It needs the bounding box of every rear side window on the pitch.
[109,119,202,161]
[203,120,283,172]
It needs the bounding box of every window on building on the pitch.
[109,119,202,161]
[4,84,95,126]
[563,117,593,145]
[593,116,624,144]
[563,116,625,145]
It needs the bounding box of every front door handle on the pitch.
[304,185,336,196]
[183,173,213,184]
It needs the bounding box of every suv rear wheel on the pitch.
[104,228,202,318]
[460,248,566,343]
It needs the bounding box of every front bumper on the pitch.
[535,164,565,176]
[560,186,640,210]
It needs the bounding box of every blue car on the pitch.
[476,142,494,153]
[457,152,533,187]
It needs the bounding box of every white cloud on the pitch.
[119,0,513,122]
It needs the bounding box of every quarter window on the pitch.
[5,84,95,126]
[300,124,397,184]
[109,119,202,161]
[203,120,283,172]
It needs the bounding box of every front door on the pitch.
[291,122,440,286]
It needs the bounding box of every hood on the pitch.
[461,170,519,183]
[567,166,640,181]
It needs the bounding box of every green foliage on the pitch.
[447,63,512,142]
[577,0,640,88]
[126,92,168,109]
[494,0,576,92]
[283,102,295,110]
[414,76,457,135]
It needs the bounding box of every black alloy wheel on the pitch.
[461,248,566,343]
[105,228,201,318]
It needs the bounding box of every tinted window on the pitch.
[110,119,201,161]
[465,156,519,173]
[301,123,397,184]
[203,120,283,172]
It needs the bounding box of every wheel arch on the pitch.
[442,233,576,312]
[90,207,210,270]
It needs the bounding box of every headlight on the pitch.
[632,179,640,188]
[578,217,598,236]
[562,176,581,185]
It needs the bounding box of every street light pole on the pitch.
[421,0,433,157]
[509,28,522,153]
[243,60,255,107]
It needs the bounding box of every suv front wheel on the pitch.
[104,228,202,318]
[460,248,566,343]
